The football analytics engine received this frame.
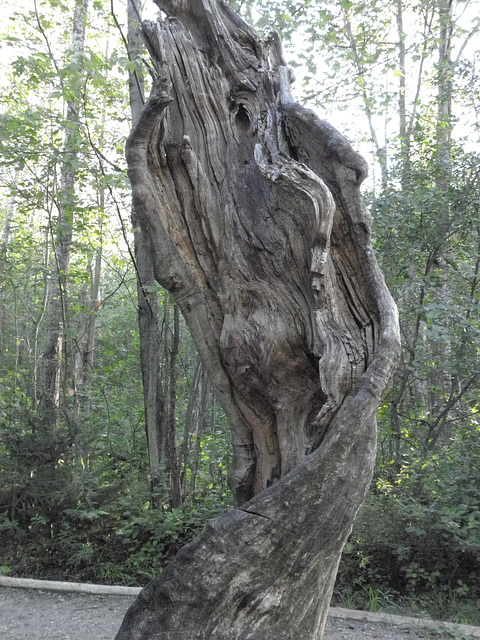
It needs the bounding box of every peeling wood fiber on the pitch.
[117,1,401,638]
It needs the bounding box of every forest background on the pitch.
[1,0,480,626]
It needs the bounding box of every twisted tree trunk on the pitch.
[116,1,400,638]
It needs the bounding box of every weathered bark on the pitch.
[116,1,400,638]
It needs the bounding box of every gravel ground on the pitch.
[0,586,457,639]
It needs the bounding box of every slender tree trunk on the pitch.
[116,2,400,638]
[180,356,209,498]
[128,0,166,504]
[32,225,51,404]
[85,235,102,377]
[136,233,164,498]
[166,301,182,508]
[73,91,105,409]
[72,239,102,411]
[40,0,89,431]
[396,0,409,184]
[0,174,16,370]
[406,3,435,142]
[343,11,388,189]
[73,285,89,394]
[436,0,453,182]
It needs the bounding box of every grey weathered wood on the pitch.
[116,1,400,638]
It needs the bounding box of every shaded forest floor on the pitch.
[1,586,476,640]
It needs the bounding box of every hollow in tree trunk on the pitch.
[116,1,400,638]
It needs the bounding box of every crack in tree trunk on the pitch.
[116,1,400,638]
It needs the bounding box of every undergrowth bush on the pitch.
[0,408,233,585]
[335,465,480,624]
[0,491,232,585]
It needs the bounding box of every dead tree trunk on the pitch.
[116,1,400,638]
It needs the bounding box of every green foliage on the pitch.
[336,408,480,622]
[0,0,234,587]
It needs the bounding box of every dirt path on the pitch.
[0,587,131,640]
[0,586,468,639]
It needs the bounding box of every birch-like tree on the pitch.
[40,0,90,430]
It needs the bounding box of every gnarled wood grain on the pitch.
[116,1,400,638]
